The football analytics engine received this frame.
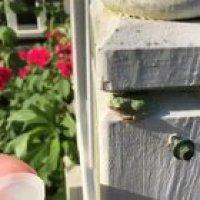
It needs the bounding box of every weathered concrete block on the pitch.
[101,47,200,91]
[92,2,200,91]
[101,0,200,20]
[99,91,200,200]
[64,164,82,200]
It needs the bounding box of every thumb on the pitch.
[0,154,36,177]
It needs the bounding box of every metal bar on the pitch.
[85,0,100,200]
[85,0,94,172]
[70,1,98,200]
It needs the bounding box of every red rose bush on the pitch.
[0,28,78,200]
[16,33,72,81]
[18,66,32,79]
[0,67,12,90]
[0,29,73,92]
[26,47,52,69]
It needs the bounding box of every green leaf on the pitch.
[30,105,53,123]
[9,1,28,13]
[62,140,79,164]
[48,136,60,171]
[55,79,70,99]
[8,110,38,122]
[27,75,39,92]
[34,5,43,16]
[15,78,23,89]
[7,51,25,68]
[38,136,60,183]
[62,80,71,98]
[0,2,4,14]
[42,69,50,81]
[5,132,31,158]
[5,127,48,158]
[0,26,17,47]
[61,113,76,137]
[30,143,50,169]
[131,99,146,112]
[9,0,43,15]
[0,109,7,118]
[22,94,49,109]
[8,109,49,130]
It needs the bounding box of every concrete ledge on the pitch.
[64,163,155,200]
[101,0,200,20]
[92,2,200,91]
[64,157,82,200]
[98,91,200,200]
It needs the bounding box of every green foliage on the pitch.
[0,0,5,26]
[0,27,18,66]
[6,51,25,69]
[8,0,68,27]
[0,26,77,200]
[0,0,73,194]
[45,1,67,28]
[110,95,148,116]
[9,0,44,16]
[0,69,78,199]
[0,26,17,48]
[0,1,4,14]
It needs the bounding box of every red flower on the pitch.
[0,67,12,90]
[18,66,32,79]
[27,47,51,69]
[18,50,28,60]
[45,32,53,40]
[56,59,72,79]
[55,44,62,54]
[46,30,65,42]
[54,31,65,42]
[55,43,72,55]
[57,53,66,59]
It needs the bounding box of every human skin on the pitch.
[0,154,36,200]
[0,154,36,177]
[0,191,11,200]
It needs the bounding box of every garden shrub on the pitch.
[0,27,78,200]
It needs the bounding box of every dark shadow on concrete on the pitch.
[69,185,156,200]
[101,185,156,200]
[70,187,83,200]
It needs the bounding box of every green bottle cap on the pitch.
[170,136,195,161]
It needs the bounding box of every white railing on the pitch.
[70,0,99,200]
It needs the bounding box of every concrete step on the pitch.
[92,2,200,92]
[97,90,200,200]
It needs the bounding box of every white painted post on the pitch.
[63,0,70,15]
[70,0,99,200]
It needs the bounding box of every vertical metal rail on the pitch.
[85,0,100,200]
[70,1,99,200]
[86,0,94,171]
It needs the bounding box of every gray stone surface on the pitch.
[92,2,200,200]
[92,2,200,91]
[64,164,154,200]
[99,91,200,200]
[101,0,200,20]
[65,165,82,200]
[102,47,200,91]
